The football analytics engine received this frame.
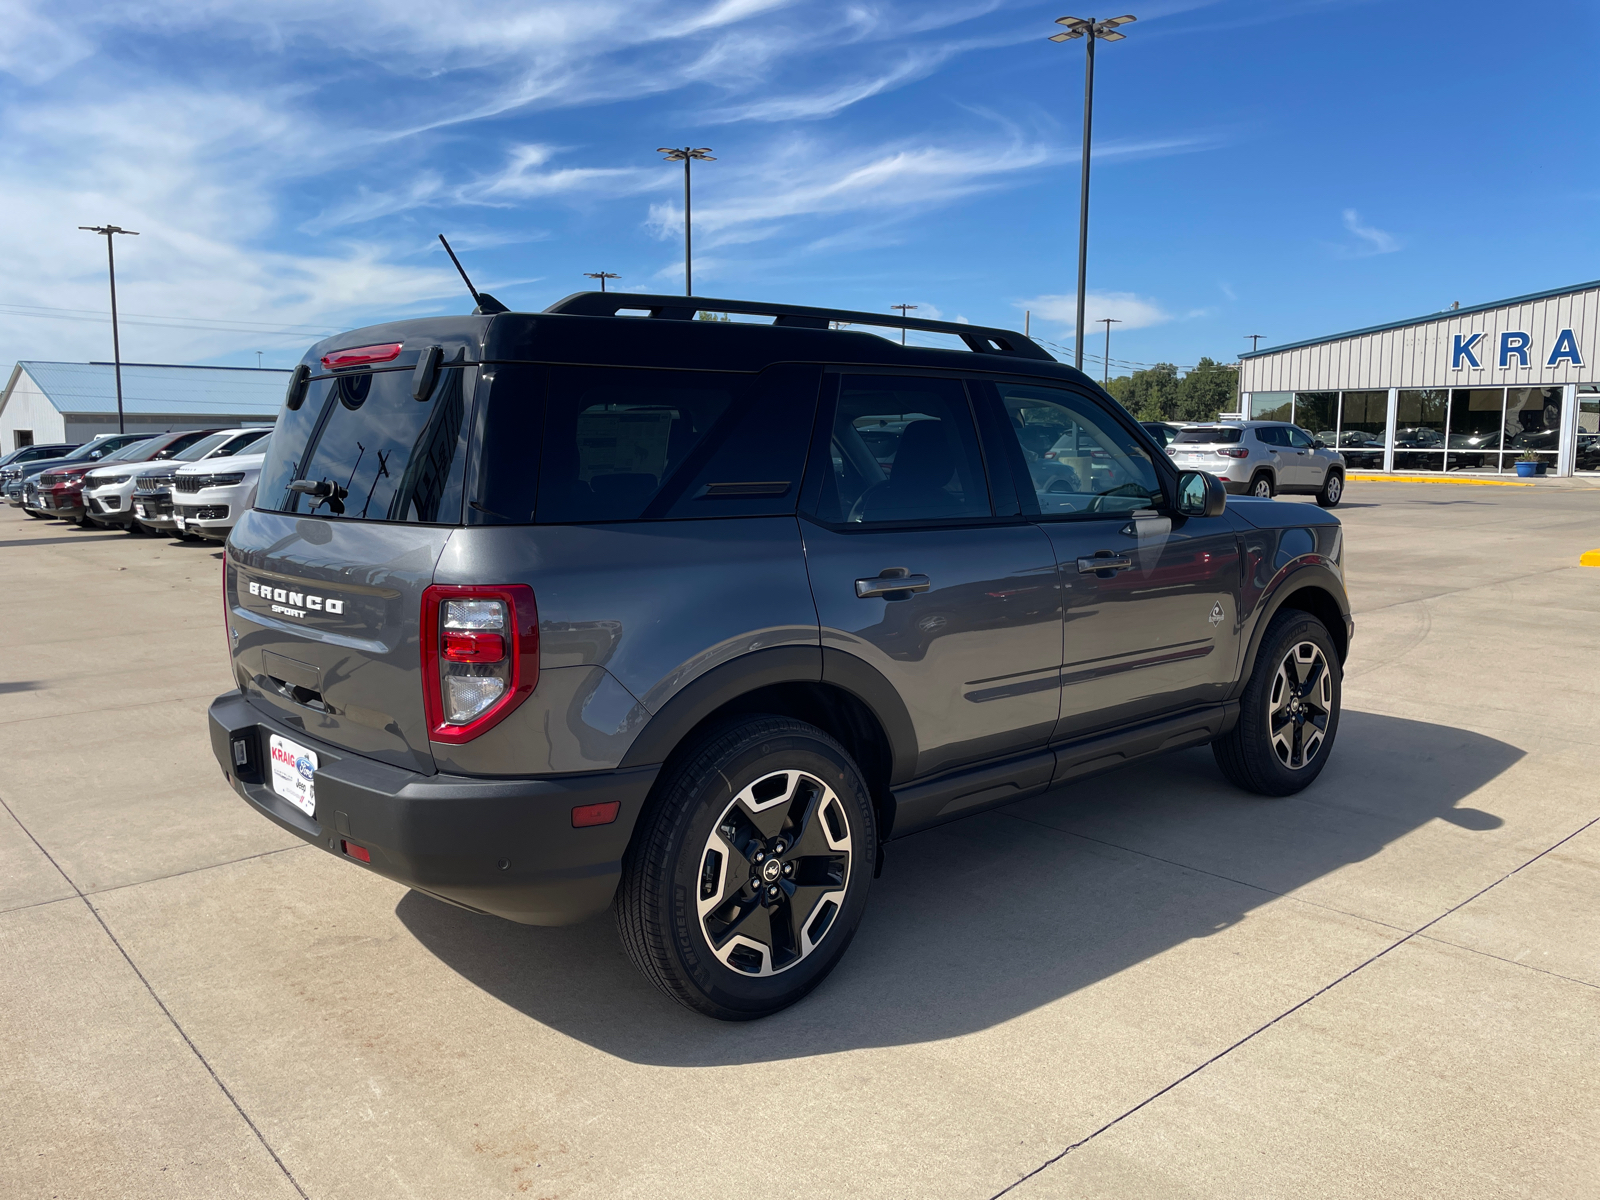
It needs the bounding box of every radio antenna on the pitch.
[437,234,508,314]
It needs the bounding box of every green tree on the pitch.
[1174,358,1239,422]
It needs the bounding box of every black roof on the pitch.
[303,292,1088,384]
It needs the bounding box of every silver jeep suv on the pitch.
[1166,421,1345,506]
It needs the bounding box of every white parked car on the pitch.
[112,427,272,536]
[171,451,266,541]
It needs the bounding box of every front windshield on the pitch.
[60,438,121,463]
[103,439,158,462]
[173,432,234,462]
[209,428,270,457]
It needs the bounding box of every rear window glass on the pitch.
[474,364,817,524]
[257,365,471,523]
[1174,427,1242,444]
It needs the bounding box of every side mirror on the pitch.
[284,363,311,411]
[411,345,443,401]
[1177,470,1227,518]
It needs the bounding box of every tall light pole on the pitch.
[891,303,919,345]
[584,271,619,292]
[78,224,139,434]
[1098,317,1122,385]
[1245,333,1264,352]
[657,147,715,296]
[1049,15,1135,371]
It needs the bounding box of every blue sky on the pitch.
[1,0,1596,376]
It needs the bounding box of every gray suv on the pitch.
[1167,421,1345,505]
[209,293,1352,1019]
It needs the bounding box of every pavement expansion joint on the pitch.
[0,791,311,1200]
[1413,933,1600,992]
[987,808,1600,1198]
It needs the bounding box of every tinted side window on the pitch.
[989,381,1160,517]
[1287,427,1316,449]
[258,365,471,523]
[1254,426,1286,446]
[810,375,990,525]
[475,364,817,524]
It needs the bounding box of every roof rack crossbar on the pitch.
[541,292,1053,360]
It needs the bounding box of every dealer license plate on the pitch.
[134,502,146,517]
[268,734,318,817]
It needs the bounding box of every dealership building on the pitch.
[0,361,289,453]
[1238,279,1598,476]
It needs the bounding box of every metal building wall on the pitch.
[1239,284,1600,392]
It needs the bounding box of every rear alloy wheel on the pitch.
[616,715,875,1020]
[1212,610,1341,796]
[1316,471,1344,508]
[1250,472,1274,499]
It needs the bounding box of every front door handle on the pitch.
[855,571,931,598]
[1077,553,1134,574]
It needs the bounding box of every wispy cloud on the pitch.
[1337,207,1401,257]
[1017,292,1173,336]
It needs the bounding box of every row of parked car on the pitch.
[0,426,272,540]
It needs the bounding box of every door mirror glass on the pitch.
[1177,471,1226,518]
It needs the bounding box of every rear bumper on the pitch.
[208,691,659,925]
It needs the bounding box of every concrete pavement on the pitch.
[1,484,1597,1199]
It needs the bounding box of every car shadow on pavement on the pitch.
[396,709,1519,1065]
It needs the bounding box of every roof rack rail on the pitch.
[541,291,1054,361]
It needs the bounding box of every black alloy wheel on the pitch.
[1212,610,1341,796]
[616,715,876,1020]
[1250,472,1274,499]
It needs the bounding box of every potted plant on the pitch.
[1515,449,1544,478]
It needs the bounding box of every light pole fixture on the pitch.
[1245,333,1264,352]
[657,147,715,297]
[78,223,139,434]
[584,271,620,292]
[1049,14,1135,371]
[891,303,919,345]
[1097,317,1122,385]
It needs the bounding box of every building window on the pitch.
[1505,387,1562,473]
[13,430,32,449]
[1249,391,1291,422]
[1334,391,1388,468]
[1293,392,1337,439]
[1395,390,1447,470]
[1447,389,1505,472]
[1578,386,1599,474]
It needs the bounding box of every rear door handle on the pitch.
[855,572,931,598]
[1077,554,1134,574]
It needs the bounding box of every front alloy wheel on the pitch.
[1268,641,1333,770]
[1212,610,1341,796]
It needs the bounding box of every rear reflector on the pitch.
[341,840,371,863]
[442,629,506,663]
[320,343,403,370]
[572,801,621,828]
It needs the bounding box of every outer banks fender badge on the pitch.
[246,579,345,618]
[1208,601,1225,627]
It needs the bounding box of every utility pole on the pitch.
[1049,15,1135,371]
[891,304,919,345]
[584,271,619,292]
[1098,317,1121,385]
[1245,333,1264,353]
[657,147,715,296]
[78,224,139,434]
[256,351,263,368]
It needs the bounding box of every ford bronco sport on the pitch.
[210,292,1351,1020]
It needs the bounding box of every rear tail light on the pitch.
[420,584,538,744]
[1218,447,1250,459]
